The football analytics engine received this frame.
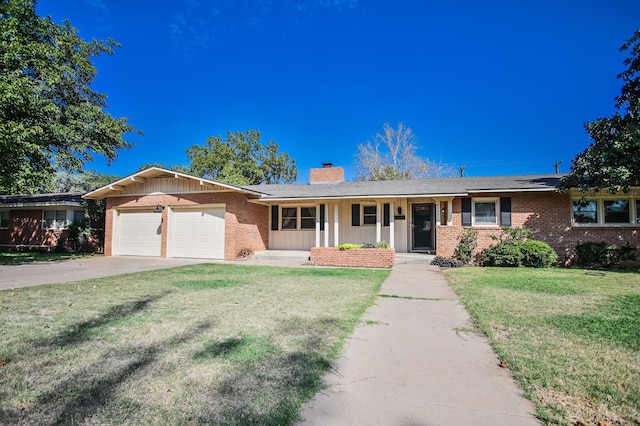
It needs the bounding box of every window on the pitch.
[474,201,497,225]
[363,205,377,225]
[73,210,86,224]
[604,200,630,224]
[279,206,317,230]
[43,210,69,229]
[462,197,510,226]
[572,200,598,224]
[300,206,316,229]
[571,197,639,226]
[281,207,297,230]
[0,211,9,229]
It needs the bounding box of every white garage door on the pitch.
[171,208,225,259]
[116,210,162,256]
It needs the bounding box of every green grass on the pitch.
[0,263,389,425]
[0,251,94,265]
[445,267,640,425]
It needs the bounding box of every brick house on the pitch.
[82,166,640,262]
[0,193,87,250]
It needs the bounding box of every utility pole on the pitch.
[459,165,465,177]
[554,161,562,174]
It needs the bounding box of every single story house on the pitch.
[81,165,640,263]
[0,192,87,250]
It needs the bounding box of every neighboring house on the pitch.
[83,165,640,262]
[0,193,86,250]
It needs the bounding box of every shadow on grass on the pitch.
[38,291,173,349]
[7,321,213,426]
[196,317,341,425]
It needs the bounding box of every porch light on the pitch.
[397,207,402,215]
[154,205,165,213]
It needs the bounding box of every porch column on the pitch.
[376,202,382,243]
[334,204,339,246]
[448,201,453,225]
[315,203,321,248]
[323,203,329,248]
[389,201,395,248]
[435,202,441,225]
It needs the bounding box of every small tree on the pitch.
[454,228,478,264]
[354,122,455,181]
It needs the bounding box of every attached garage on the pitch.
[115,210,162,256]
[169,207,225,259]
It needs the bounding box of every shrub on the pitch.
[482,241,523,267]
[520,240,557,268]
[430,256,464,268]
[575,241,638,268]
[337,243,362,250]
[455,228,478,264]
[375,241,390,249]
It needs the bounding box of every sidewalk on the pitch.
[299,263,540,425]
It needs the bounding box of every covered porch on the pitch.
[262,197,454,253]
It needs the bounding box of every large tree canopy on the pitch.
[0,0,137,194]
[354,122,455,181]
[560,30,640,194]
[186,130,297,186]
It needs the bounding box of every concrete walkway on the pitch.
[299,263,540,426]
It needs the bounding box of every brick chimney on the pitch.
[310,163,344,184]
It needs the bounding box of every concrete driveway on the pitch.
[0,256,210,290]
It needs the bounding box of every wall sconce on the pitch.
[153,205,165,213]
[397,207,402,215]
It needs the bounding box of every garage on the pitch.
[116,210,162,256]
[170,207,225,259]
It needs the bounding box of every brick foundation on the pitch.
[310,247,395,268]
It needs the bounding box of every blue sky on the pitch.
[38,0,639,182]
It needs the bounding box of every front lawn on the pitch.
[445,267,640,425]
[0,264,389,425]
[0,251,94,265]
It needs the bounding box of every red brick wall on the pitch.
[0,209,64,247]
[310,247,395,268]
[436,192,640,263]
[105,192,268,260]
[310,167,345,184]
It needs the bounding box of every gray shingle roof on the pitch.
[244,175,562,200]
[0,192,85,207]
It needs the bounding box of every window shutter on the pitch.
[500,197,512,226]
[271,205,279,231]
[352,204,360,226]
[320,204,325,231]
[383,203,390,226]
[461,198,472,226]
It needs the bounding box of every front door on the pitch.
[412,203,433,251]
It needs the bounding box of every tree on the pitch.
[560,30,640,194]
[354,122,455,181]
[53,169,121,193]
[186,130,297,185]
[0,0,137,194]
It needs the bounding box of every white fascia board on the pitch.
[252,192,468,202]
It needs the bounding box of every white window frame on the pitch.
[0,210,9,229]
[472,197,499,226]
[362,204,377,226]
[278,205,317,231]
[571,196,639,227]
[42,210,71,230]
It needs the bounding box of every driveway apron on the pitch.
[299,263,540,426]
